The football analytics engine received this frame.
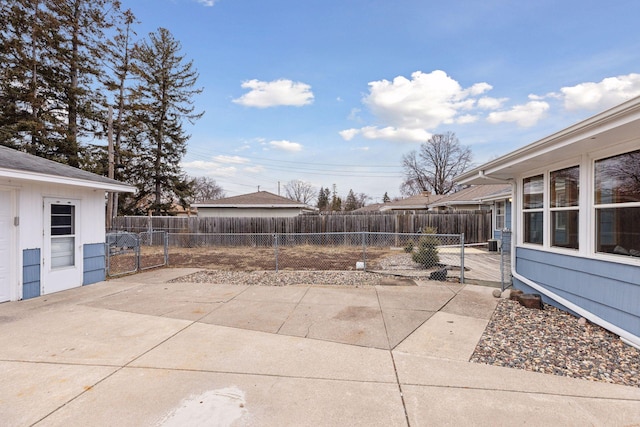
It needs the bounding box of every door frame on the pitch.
[42,197,82,295]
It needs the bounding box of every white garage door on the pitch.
[0,189,13,302]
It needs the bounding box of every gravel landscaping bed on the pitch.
[471,298,640,388]
[169,270,390,287]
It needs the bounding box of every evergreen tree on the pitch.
[344,189,358,211]
[317,186,329,211]
[128,27,203,215]
[0,0,63,156]
[0,0,123,167]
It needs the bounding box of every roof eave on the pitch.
[0,168,136,192]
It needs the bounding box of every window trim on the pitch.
[515,143,640,266]
[592,148,640,260]
[522,174,544,245]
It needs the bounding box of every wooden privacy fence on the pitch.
[112,211,492,244]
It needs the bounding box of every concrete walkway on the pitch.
[0,269,638,426]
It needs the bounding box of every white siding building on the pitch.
[0,146,134,301]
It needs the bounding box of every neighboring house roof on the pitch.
[193,191,314,209]
[0,145,135,192]
[456,95,640,185]
[430,184,511,208]
[379,192,445,211]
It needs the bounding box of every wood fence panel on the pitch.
[112,212,492,243]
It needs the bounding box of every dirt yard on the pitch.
[129,245,396,272]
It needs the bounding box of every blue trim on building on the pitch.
[22,248,41,300]
[515,247,640,337]
[83,243,106,285]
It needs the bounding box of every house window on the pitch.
[51,204,75,268]
[550,166,579,249]
[523,175,543,244]
[495,201,505,230]
[594,149,640,257]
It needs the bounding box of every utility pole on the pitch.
[106,106,114,230]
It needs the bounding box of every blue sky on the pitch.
[121,0,640,202]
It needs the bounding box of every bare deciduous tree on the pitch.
[191,176,225,202]
[401,132,472,196]
[284,180,316,204]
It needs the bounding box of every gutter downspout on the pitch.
[511,269,640,350]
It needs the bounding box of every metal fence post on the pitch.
[164,231,169,267]
[274,233,279,272]
[460,233,465,284]
[362,231,367,272]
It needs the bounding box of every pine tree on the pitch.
[0,0,123,167]
[0,0,62,156]
[317,186,329,211]
[128,27,203,215]
[344,189,358,211]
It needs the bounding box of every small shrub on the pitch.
[411,227,440,269]
[404,240,414,253]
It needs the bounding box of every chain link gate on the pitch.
[106,231,168,277]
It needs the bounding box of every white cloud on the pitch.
[364,70,492,130]
[212,155,249,164]
[180,160,219,170]
[339,128,360,141]
[269,140,303,152]
[339,70,493,143]
[196,0,217,6]
[182,160,238,178]
[560,73,640,111]
[456,114,479,124]
[232,79,314,108]
[486,100,550,127]
[244,165,265,173]
[477,97,508,110]
[341,126,431,142]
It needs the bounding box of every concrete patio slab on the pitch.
[1,270,637,426]
[393,352,640,400]
[381,308,436,349]
[376,284,456,311]
[393,311,489,361]
[278,302,389,348]
[199,299,298,333]
[440,284,499,319]
[130,322,397,383]
[0,305,189,365]
[0,361,117,427]
[39,368,406,427]
[300,286,380,307]
[232,284,309,303]
[84,282,248,317]
[402,384,640,427]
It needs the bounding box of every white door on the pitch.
[43,198,82,294]
[0,189,15,302]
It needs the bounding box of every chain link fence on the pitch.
[106,231,168,276]
[158,232,465,282]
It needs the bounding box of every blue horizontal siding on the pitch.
[22,248,41,300]
[83,243,106,285]
[515,247,640,337]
